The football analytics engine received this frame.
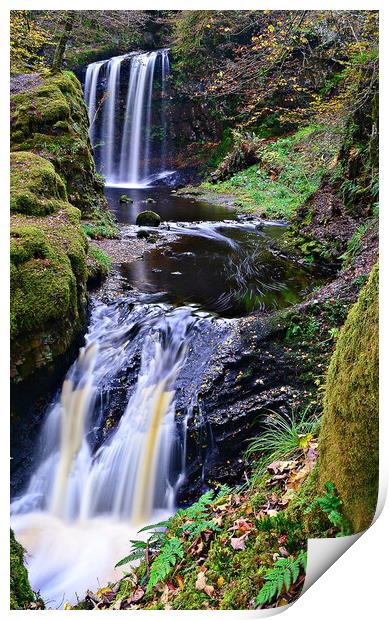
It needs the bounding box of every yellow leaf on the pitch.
[217,576,225,588]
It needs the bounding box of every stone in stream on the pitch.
[136,210,161,227]
[119,194,133,204]
[145,197,156,204]
[136,229,150,239]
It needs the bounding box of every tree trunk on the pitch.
[51,12,75,74]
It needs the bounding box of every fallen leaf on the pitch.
[195,572,207,591]
[204,585,215,597]
[217,576,225,588]
[266,509,279,517]
[96,587,112,600]
[130,587,145,603]
[160,585,169,605]
[176,575,184,590]
[231,533,248,550]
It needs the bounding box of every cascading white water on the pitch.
[11,301,201,604]
[84,60,105,144]
[84,49,172,188]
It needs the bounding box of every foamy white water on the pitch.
[11,302,200,606]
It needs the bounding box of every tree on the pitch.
[51,11,76,73]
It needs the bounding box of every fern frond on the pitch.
[115,549,147,567]
[137,520,171,533]
[256,552,306,606]
[147,538,184,593]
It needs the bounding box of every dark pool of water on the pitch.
[105,186,238,224]
[105,187,325,317]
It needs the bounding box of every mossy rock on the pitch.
[10,209,88,382]
[136,210,161,227]
[318,263,379,532]
[11,71,108,216]
[11,151,67,216]
[10,530,34,610]
[119,194,132,203]
[87,243,112,284]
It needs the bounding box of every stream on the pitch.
[11,49,325,607]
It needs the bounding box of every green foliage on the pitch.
[341,222,369,267]
[246,409,318,479]
[255,551,307,606]
[306,482,351,537]
[147,537,184,593]
[10,10,53,73]
[10,530,35,610]
[203,125,340,219]
[87,244,112,281]
[286,316,319,341]
[82,208,119,239]
[174,486,231,539]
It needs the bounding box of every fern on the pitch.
[147,537,184,593]
[176,487,229,539]
[255,551,307,606]
[306,482,351,536]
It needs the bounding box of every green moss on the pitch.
[11,71,108,216]
[87,244,112,282]
[11,212,87,340]
[11,151,67,216]
[136,210,161,227]
[318,263,379,532]
[65,45,121,68]
[10,530,34,610]
[82,207,119,239]
[202,124,341,219]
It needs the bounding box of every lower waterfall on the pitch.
[11,301,205,604]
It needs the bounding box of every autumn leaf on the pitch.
[217,576,225,588]
[204,585,215,597]
[231,533,248,550]
[195,572,207,591]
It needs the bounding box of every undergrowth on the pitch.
[202,124,341,219]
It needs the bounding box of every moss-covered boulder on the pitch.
[318,263,379,532]
[87,243,112,285]
[119,194,132,204]
[136,210,161,227]
[11,208,88,383]
[10,70,117,386]
[10,71,107,216]
[10,151,67,216]
[10,530,34,610]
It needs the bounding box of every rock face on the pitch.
[136,210,161,226]
[318,263,379,532]
[10,71,110,387]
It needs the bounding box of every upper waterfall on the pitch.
[84,49,172,188]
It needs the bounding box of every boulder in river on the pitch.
[145,197,156,204]
[119,194,133,204]
[136,210,161,227]
[136,229,150,239]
